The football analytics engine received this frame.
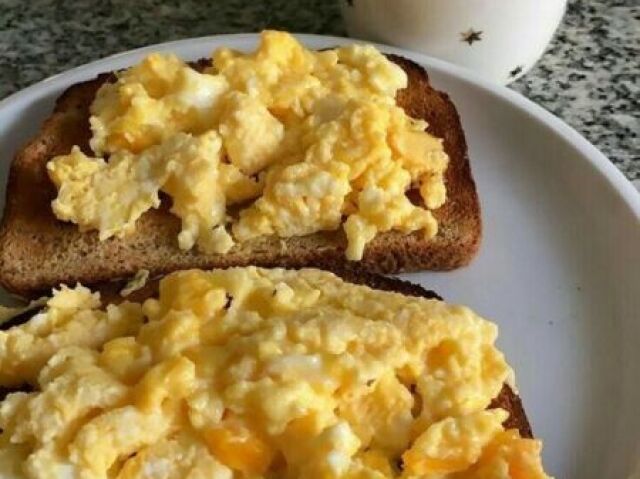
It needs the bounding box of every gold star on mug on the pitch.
[460,29,483,45]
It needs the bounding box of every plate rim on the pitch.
[1,32,638,220]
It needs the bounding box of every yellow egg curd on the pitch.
[47,30,448,260]
[0,267,551,478]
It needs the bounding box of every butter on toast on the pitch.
[0,56,481,297]
[0,268,528,438]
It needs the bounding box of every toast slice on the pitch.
[0,268,529,438]
[0,55,481,297]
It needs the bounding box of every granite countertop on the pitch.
[0,0,638,185]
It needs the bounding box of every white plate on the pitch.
[0,34,639,478]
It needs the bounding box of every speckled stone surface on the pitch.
[0,0,638,185]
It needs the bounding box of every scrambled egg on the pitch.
[0,284,142,387]
[47,31,449,260]
[120,269,150,297]
[0,267,551,478]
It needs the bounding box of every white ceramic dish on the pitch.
[0,34,638,478]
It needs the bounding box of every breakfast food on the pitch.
[0,267,550,478]
[48,37,448,259]
[0,31,481,297]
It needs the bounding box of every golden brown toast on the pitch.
[0,268,529,438]
[0,55,481,297]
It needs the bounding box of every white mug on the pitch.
[341,0,567,84]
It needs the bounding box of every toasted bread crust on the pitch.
[0,56,481,297]
[0,268,530,438]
